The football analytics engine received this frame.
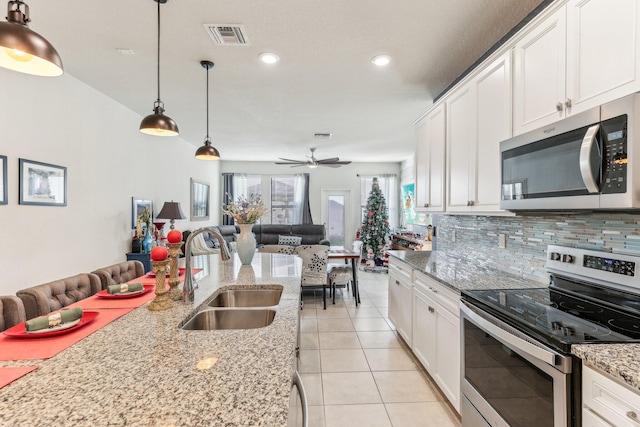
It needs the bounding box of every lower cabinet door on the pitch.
[412,287,436,372]
[582,409,614,427]
[433,303,461,413]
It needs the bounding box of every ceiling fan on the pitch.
[275,148,351,168]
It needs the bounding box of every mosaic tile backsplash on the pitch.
[433,212,640,284]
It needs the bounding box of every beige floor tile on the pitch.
[300,318,318,333]
[324,404,392,427]
[373,371,438,403]
[300,308,318,318]
[308,405,326,427]
[377,306,389,317]
[320,349,370,372]
[322,372,382,405]
[318,332,362,349]
[369,298,390,308]
[347,307,382,318]
[357,331,404,349]
[300,374,324,406]
[298,350,321,374]
[300,332,320,349]
[364,348,417,371]
[316,307,350,319]
[317,318,355,332]
[351,317,392,332]
[385,402,461,427]
[353,299,376,308]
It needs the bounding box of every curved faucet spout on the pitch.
[183,227,232,302]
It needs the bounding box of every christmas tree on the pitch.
[360,178,390,265]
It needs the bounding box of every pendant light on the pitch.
[195,60,221,160]
[0,0,63,76]
[139,0,179,137]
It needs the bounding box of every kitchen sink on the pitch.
[181,308,276,330]
[208,288,283,307]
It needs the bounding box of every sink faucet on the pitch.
[183,227,232,302]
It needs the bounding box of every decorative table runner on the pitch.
[0,308,132,361]
[0,366,38,389]
[68,286,163,310]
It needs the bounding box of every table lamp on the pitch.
[157,201,186,230]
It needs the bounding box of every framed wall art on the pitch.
[190,178,210,221]
[0,155,6,205]
[132,197,153,229]
[19,159,67,206]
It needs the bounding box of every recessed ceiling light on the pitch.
[259,52,280,64]
[371,55,391,67]
[115,48,135,55]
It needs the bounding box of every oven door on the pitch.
[460,301,572,427]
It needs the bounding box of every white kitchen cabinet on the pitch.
[412,271,461,413]
[514,0,640,134]
[415,103,446,212]
[446,51,512,213]
[582,364,640,427]
[388,259,413,345]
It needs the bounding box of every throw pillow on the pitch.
[278,235,302,246]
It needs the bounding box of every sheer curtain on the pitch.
[292,173,313,224]
[222,173,234,225]
[360,174,398,230]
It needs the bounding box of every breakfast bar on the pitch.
[0,253,302,426]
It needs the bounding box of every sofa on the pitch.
[183,224,330,251]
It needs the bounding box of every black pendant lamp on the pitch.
[140,0,179,137]
[0,0,63,76]
[195,60,221,160]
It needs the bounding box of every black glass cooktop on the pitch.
[462,275,640,353]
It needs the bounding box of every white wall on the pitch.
[220,161,401,247]
[0,70,220,295]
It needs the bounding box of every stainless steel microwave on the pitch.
[500,93,640,211]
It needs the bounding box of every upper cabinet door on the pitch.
[513,7,567,134]
[566,0,640,115]
[415,104,446,212]
[446,83,475,211]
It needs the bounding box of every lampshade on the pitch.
[195,60,221,160]
[157,201,185,229]
[139,0,178,136]
[0,1,63,77]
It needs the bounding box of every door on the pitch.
[321,190,351,249]
[415,104,446,212]
[446,82,475,210]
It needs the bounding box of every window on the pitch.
[271,176,297,224]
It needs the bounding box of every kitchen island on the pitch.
[0,253,302,426]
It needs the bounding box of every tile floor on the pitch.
[292,268,462,427]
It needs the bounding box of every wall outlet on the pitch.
[499,234,507,249]
[452,230,456,243]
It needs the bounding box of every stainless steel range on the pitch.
[460,245,640,427]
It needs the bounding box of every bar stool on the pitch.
[327,264,353,305]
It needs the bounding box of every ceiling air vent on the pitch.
[204,24,250,46]
[313,133,332,139]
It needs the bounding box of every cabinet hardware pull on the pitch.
[395,280,400,285]
[469,200,474,206]
[565,98,572,109]
[428,306,434,313]
[556,102,563,111]
[424,203,430,208]
[627,411,638,420]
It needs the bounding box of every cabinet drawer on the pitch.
[583,365,640,427]
[412,270,460,316]
[388,260,412,282]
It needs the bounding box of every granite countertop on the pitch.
[0,253,302,426]
[389,250,640,392]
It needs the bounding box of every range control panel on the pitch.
[546,245,640,291]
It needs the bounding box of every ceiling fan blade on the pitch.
[291,164,307,167]
[277,158,304,163]
[316,157,340,163]
[318,161,352,167]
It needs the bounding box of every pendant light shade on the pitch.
[140,0,179,137]
[0,0,63,77]
[195,60,221,160]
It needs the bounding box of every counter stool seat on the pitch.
[327,265,352,305]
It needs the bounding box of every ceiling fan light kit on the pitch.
[275,148,351,168]
[139,0,179,137]
[0,0,63,76]
[195,60,221,160]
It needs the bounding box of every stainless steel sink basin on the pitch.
[181,309,276,330]
[208,288,282,307]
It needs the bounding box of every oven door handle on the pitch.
[461,301,561,367]
[579,123,601,193]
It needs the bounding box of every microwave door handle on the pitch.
[579,124,601,193]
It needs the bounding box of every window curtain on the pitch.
[360,174,398,230]
[222,173,235,225]
[293,173,313,224]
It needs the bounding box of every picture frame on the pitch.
[132,197,153,229]
[190,178,210,221]
[19,159,67,206]
[0,155,6,205]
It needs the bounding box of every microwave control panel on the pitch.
[602,114,627,194]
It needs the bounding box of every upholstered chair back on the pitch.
[0,296,26,331]
[92,260,144,290]
[258,245,295,255]
[17,273,101,320]
[293,245,329,286]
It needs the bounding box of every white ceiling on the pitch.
[24,0,544,163]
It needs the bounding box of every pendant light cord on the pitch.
[156,0,161,103]
[206,66,210,140]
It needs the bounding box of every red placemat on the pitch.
[0,308,132,361]
[68,285,163,310]
[0,366,38,389]
[135,268,203,285]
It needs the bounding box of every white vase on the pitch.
[236,224,256,265]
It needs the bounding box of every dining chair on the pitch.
[0,295,26,331]
[257,245,295,255]
[92,260,145,290]
[293,245,329,309]
[327,264,353,305]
